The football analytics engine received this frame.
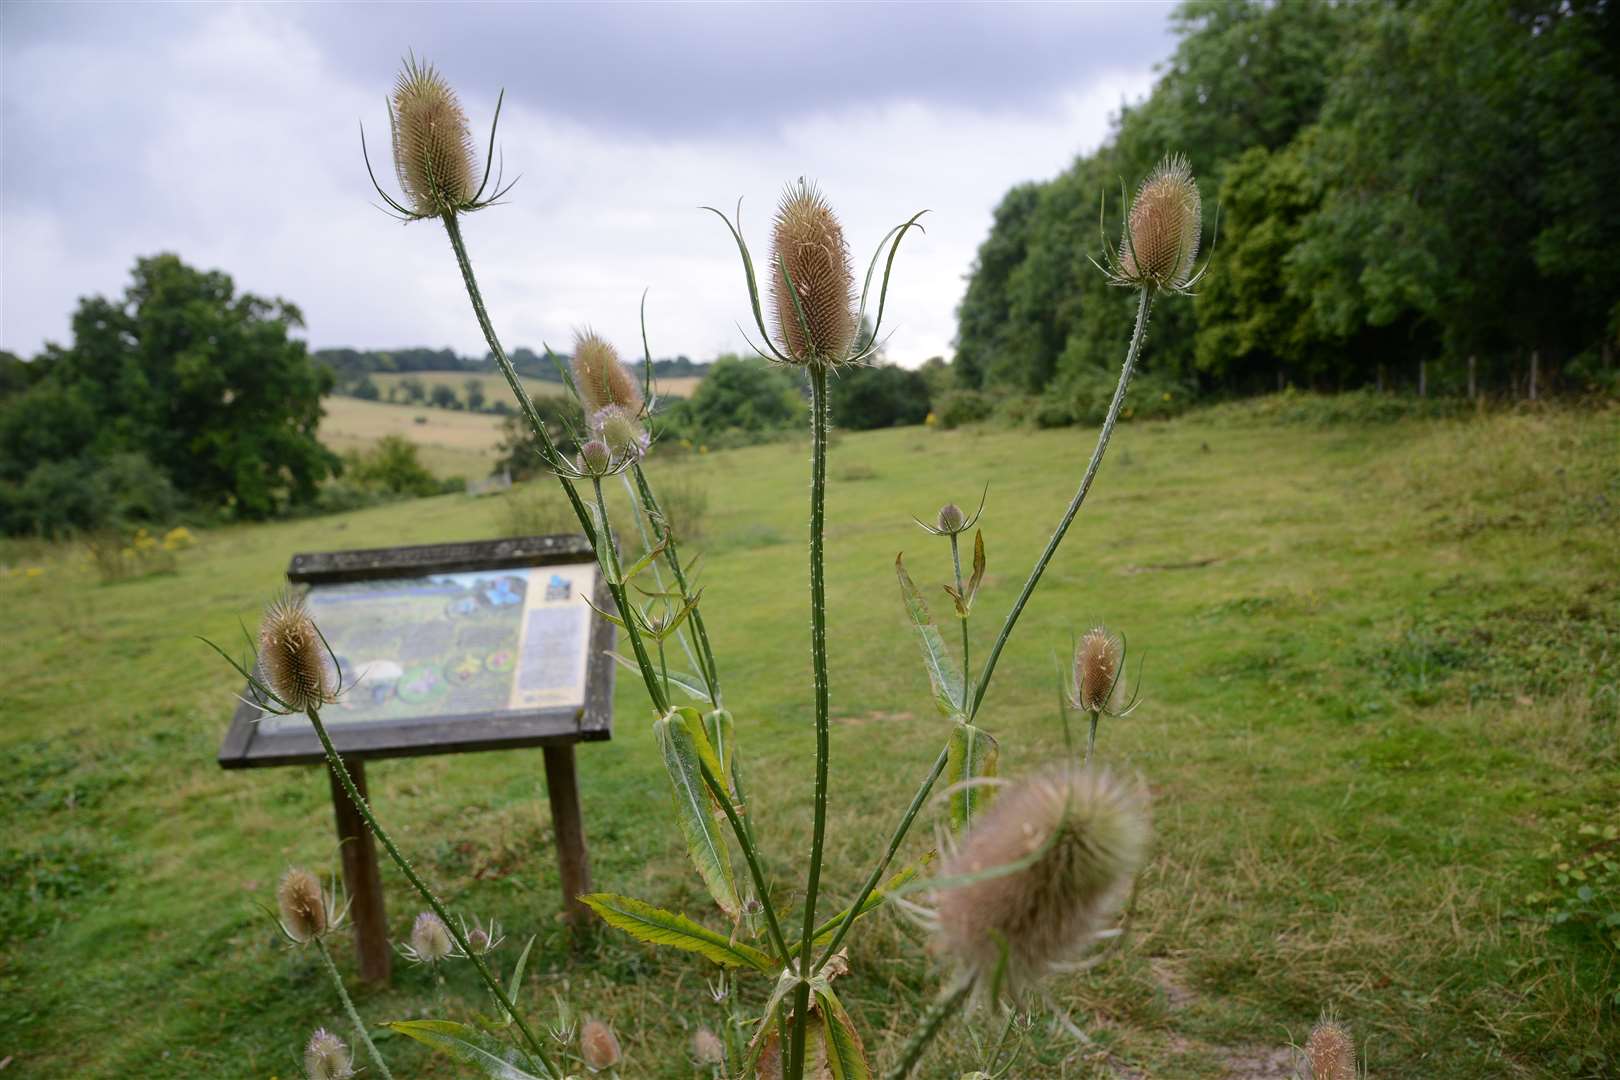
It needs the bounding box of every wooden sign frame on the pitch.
[217,534,616,981]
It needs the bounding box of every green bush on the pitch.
[342,436,448,497]
[828,363,930,430]
[1039,366,1194,427]
[933,389,995,429]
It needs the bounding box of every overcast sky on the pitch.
[2,2,1176,368]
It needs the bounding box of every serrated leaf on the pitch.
[946,721,999,833]
[655,714,741,917]
[384,1020,547,1079]
[580,893,773,971]
[896,553,965,717]
[967,529,986,606]
[816,986,872,1080]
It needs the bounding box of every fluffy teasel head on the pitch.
[1302,1016,1357,1080]
[1071,626,1130,716]
[304,1028,354,1080]
[579,1018,622,1072]
[258,593,334,715]
[276,867,330,943]
[572,330,644,415]
[1097,154,1210,295]
[691,1026,725,1066]
[769,179,857,365]
[389,55,477,217]
[401,910,457,964]
[929,766,1151,1003]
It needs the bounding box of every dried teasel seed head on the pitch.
[933,766,1150,1001]
[390,56,477,217]
[304,1028,354,1080]
[593,405,648,460]
[409,911,454,962]
[259,593,332,713]
[769,179,856,364]
[691,1026,725,1065]
[277,867,328,942]
[1304,1019,1356,1080]
[579,1018,622,1071]
[1119,154,1202,291]
[572,331,643,415]
[937,503,965,533]
[1073,626,1126,714]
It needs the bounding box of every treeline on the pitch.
[954,0,1619,421]
[316,345,711,394]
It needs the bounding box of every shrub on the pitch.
[829,363,930,430]
[342,437,445,497]
[934,388,995,429]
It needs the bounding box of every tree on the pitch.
[664,355,805,438]
[429,383,459,410]
[464,378,487,412]
[830,363,931,430]
[1,253,335,527]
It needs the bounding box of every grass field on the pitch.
[323,373,706,481]
[3,402,1617,1078]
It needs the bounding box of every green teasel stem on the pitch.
[950,532,970,677]
[697,759,792,963]
[884,979,974,1080]
[593,478,669,714]
[968,287,1152,720]
[439,211,597,549]
[986,1008,1019,1076]
[1085,710,1100,766]
[788,362,834,1080]
[314,936,396,1080]
[306,706,559,1077]
[631,462,724,704]
[815,744,948,971]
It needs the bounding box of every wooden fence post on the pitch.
[542,744,593,928]
[329,760,391,983]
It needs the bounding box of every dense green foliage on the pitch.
[956,0,1620,413]
[0,255,337,534]
[828,363,931,430]
[657,355,806,446]
[492,397,584,480]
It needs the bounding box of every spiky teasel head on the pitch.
[931,766,1150,1003]
[401,910,457,964]
[276,867,331,943]
[389,56,477,217]
[572,331,644,416]
[579,1018,622,1071]
[1096,154,1211,296]
[592,405,650,461]
[1303,1016,1357,1080]
[769,180,857,365]
[1071,625,1130,716]
[259,593,334,714]
[304,1028,354,1080]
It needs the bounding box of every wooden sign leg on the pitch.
[329,760,391,983]
[542,744,593,927]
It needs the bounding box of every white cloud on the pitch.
[2,6,1156,368]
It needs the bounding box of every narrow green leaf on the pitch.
[384,1020,546,1079]
[621,534,669,584]
[655,715,741,917]
[580,893,772,971]
[967,529,986,607]
[605,652,707,700]
[896,554,965,716]
[946,721,999,833]
[703,707,737,792]
[816,987,872,1080]
[506,935,535,1008]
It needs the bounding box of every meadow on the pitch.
[2,402,1616,1078]
[319,396,507,480]
[365,371,703,409]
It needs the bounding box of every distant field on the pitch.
[367,370,702,408]
[5,403,1616,1078]
[319,396,503,479]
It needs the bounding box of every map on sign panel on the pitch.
[257,563,597,731]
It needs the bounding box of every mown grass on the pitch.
[3,403,1616,1078]
[318,395,506,480]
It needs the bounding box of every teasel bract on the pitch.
[304,1028,354,1080]
[1304,1017,1358,1080]
[259,593,336,714]
[401,910,457,964]
[275,866,330,943]
[929,766,1151,1005]
[579,1018,622,1071]
[363,55,515,222]
[572,330,645,416]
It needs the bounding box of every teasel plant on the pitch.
[204,53,1216,1078]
